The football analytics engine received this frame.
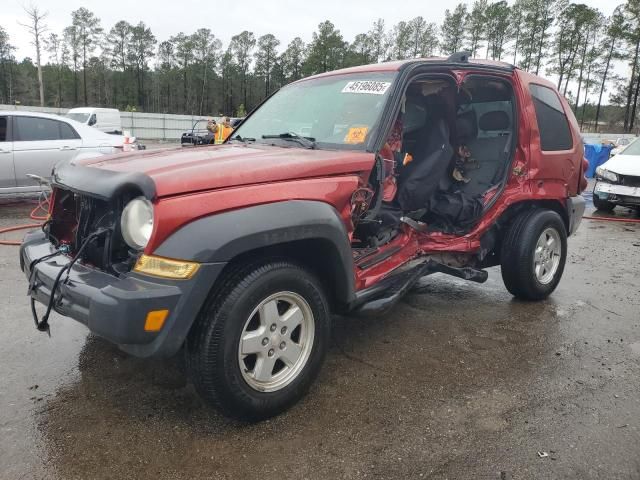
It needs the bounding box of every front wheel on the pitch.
[186,260,331,421]
[500,209,567,301]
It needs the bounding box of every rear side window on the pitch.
[529,84,573,151]
[59,122,80,140]
[15,116,62,141]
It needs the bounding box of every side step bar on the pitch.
[352,260,488,315]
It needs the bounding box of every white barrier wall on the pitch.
[0,104,221,141]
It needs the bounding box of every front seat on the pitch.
[396,113,454,212]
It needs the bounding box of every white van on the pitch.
[65,107,122,134]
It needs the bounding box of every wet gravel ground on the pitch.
[1,193,640,479]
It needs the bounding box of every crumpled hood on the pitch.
[76,144,374,197]
[601,154,640,177]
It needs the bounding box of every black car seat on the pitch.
[460,110,512,196]
[456,109,478,145]
[396,111,454,212]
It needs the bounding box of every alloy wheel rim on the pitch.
[238,291,315,392]
[533,227,562,285]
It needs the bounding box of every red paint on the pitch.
[79,144,375,198]
[299,57,515,83]
[147,175,363,252]
[72,60,586,297]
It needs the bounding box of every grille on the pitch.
[621,175,640,188]
[619,195,640,205]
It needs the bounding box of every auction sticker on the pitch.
[342,81,391,95]
[344,126,369,144]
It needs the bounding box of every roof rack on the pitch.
[447,52,471,63]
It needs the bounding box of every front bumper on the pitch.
[594,181,640,206]
[20,230,225,358]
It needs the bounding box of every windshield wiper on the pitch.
[261,132,316,149]
[229,135,256,143]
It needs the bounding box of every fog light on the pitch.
[134,254,200,279]
[145,309,169,332]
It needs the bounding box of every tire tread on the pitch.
[500,208,567,301]
[186,258,329,421]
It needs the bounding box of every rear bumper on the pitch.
[567,195,586,236]
[20,230,225,358]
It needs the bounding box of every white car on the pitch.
[0,111,127,195]
[609,137,636,157]
[593,139,640,211]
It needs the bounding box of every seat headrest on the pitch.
[456,110,477,144]
[479,111,510,131]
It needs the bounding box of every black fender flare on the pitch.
[153,200,356,304]
[53,162,156,201]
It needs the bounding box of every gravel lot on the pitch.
[1,191,639,479]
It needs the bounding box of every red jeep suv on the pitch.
[21,53,587,420]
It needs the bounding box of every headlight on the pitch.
[121,196,154,250]
[595,167,619,183]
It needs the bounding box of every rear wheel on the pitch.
[593,194,615,212]
[500,209,567,301]
[187,260,330,421]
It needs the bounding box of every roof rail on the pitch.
[447,52,471,63]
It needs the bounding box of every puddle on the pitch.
[629,342,640,357]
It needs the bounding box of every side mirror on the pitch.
[88,115,96,126]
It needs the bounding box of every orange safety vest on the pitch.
[215,124,233,144]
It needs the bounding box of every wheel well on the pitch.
[480,200,570,268]
[215,239,351,312]
[498,200,569,232]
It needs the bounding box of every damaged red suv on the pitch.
[21,53,587,420]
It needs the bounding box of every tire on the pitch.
[500,209,567,301]
[593,193,615,212]
[186,259,331,421]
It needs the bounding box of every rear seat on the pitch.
[461,110,511,197]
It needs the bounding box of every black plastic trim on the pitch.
[352,260,488,314]
[447,51,471,63]
[566,195,585,236]
[21,230,224,358]
[52,162,156,201]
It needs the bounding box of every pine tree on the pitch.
[441,4,467,55]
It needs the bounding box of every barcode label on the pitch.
[342,81,391,95]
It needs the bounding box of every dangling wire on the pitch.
[30,229,107,336]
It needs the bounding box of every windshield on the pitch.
[233,72,397,150]
[66,112,90,124]
[619,139,640,156]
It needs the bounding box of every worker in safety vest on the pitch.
[203,119,217,144]
[215,117,234,144]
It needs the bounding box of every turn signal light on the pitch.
[134,254,200,279]
[145,309,169,331]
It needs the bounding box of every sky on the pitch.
[4,0,620,63]
[1,0,625,105]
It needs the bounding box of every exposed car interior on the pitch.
[354,74,516,248]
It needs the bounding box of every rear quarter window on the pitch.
[0,116,7,142]
[529,84,573,151]
[59,122,80,140]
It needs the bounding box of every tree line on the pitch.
[0,1,638,132]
